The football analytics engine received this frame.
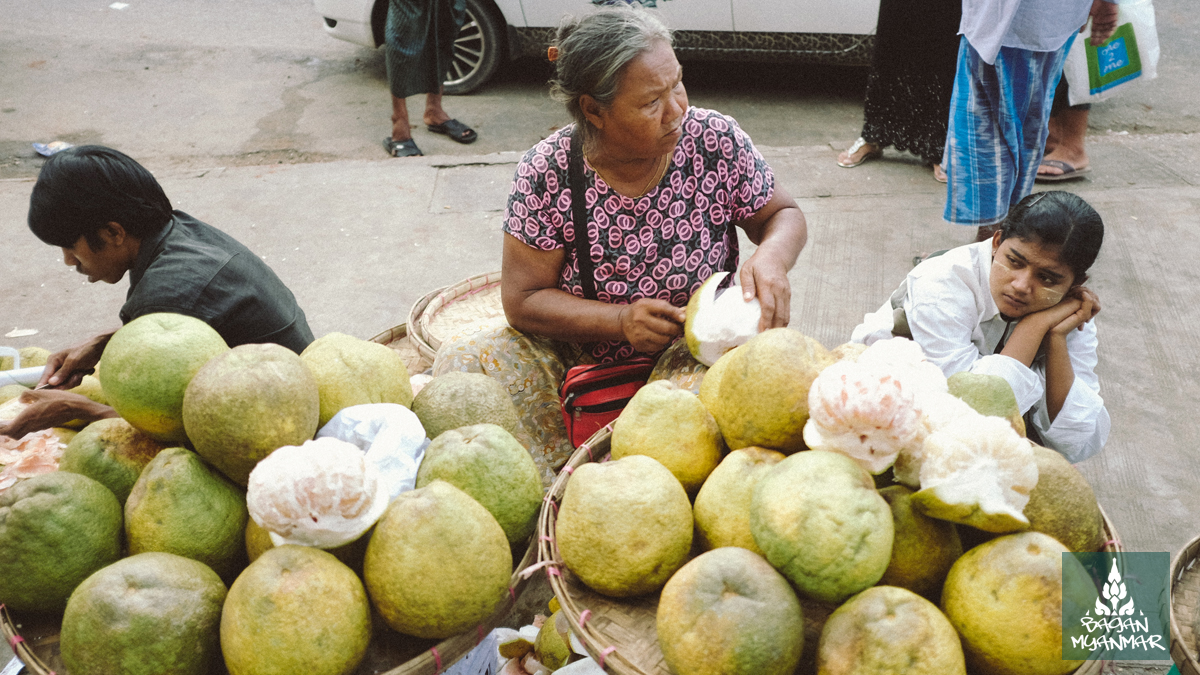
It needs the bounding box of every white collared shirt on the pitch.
[960,0,1097,65]
[851,241,1110,462]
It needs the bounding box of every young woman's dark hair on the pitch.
[999,191,1104,280]
[27,145,174,250]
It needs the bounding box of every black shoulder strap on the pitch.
[568,129,598,301]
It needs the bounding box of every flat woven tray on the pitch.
[369,322,434,376]
[536,429,1122,675]
[1171,534,1200,675]
[406,287,445,363]
[1,535,538,675]
[414,271,504,361]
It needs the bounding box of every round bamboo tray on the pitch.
[369,321,433,376]
[406,287,444,363]
[536,428,1124,675]
[2,535,538,675]
[1171,534,1200,675]
[414,272,505,361]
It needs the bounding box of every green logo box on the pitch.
[1062,551,1171,660]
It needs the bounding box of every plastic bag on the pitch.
[316,403,429,502]
[1064,0,1160,105]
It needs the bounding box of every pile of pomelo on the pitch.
[0,313,541,675]
[551,325,1108,675]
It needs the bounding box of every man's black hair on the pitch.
[27,145,174,250]
[1000,191,1104,279]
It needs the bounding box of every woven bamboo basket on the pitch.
[413,271,505,361]
[369,321,434,376]
[1,523,537,675]
[406,286,445,363]
[536,428,1123,675]
[1171,534,1200,675]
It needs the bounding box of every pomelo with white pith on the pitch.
[684,272,762,367]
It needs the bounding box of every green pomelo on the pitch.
[712,328,826,453]
[697,345,738,420]
[750,450,893,603]
[0,384,25,404]
[693,447,786,554]
[99,313,229,443]
[817,585,966,675]
[411,371,519,440]
[947,372,1026,437]
[364,480,511,639]
[611,380,724,494]
[59,417,169,505]
[0,472,123,612]
[1023,444,1105,552]
[221,546,371,675]
[125,447,249,582]
[556,455,693,597]
[534,611,572,671]
[942,532,1080,675]
[877,485,963,600]
[68,374,109,406]
[183,343,320,485]
[244,519,371,576]
[60,552,227,675]
[300,332,413,428]
[18,347,51,368]
[415,423,541,546]
[657,547,804,675]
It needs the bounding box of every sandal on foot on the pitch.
[426,119,478,144]
[932,164,948,183]
[384,137,423,157]
[837,137,882,168]
[1035,159,1090,183]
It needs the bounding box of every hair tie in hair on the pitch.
[547,46,560,62]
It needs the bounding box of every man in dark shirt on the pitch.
[0,145,314,438]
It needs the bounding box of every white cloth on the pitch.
[851,242,1110,462]
[960,0,1099,65]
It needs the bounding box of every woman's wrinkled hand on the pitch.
[739,254,792,331]
[0,390,116,439]
[619,299,685,353]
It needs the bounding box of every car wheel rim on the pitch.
[445,10,485,86]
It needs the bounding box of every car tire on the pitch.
[442,0,504,95]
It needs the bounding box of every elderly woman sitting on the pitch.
[433,6,807,483]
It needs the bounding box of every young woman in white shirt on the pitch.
[852,191,1109,462]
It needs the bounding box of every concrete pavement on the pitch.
[1,132,1196,673]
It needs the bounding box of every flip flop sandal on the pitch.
[837,137,882,168]
[426,119,478,144]
[384,137,423,158]
[1035,159,1091,182]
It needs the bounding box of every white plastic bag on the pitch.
[1064,0,1160,106]
[316,403,429,502]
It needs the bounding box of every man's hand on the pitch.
[0,390,117,439]
[619,299,685,353]
[38,331,115,389]
[1088,0,1120,45]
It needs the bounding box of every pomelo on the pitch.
[947,371,1026,437]
[0,472,123,612]
[817,585,966,675]
[693,447,786,554]
[60,552,226,675]
[364,480,512,639]
[0,384,25,403]
[684,271,762,367]
[221,546,371,675]
[877,485,963,600]
[19,347,51,368]
[1023,444,1105,552]
[611,379,724,494]
[300,332,413,428]
[183,343,320,485]
[415,423,542,546]
[697,345,739,420]
[750,450,893,603]
[68,374,109,406]
[711,328,826,454]
[58,417,168,505]
[556,455,692,597]
[99,313,229,443]
[125,447,249,581]
[657,547,804,675]
[244,519,372,576]
[411,371,519,440]
[941,532,1081,675]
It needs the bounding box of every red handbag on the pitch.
[558,357,656,448]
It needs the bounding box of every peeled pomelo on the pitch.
[684,271,762,367]
[947,371,1026,437]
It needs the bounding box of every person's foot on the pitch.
[933,164,948,183]
[426,119,478,144]
[384,137,422,157]
[1037,148,1089,181]
[837,138,882,168]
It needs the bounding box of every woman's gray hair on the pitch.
[549,6,673,142]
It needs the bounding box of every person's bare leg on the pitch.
[391,95,412,142]
[423,89,451,128]
[1038,107,1090,176]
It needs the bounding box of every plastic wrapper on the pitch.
[316,403,429,501]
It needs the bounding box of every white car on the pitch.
[314,0,879,94]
